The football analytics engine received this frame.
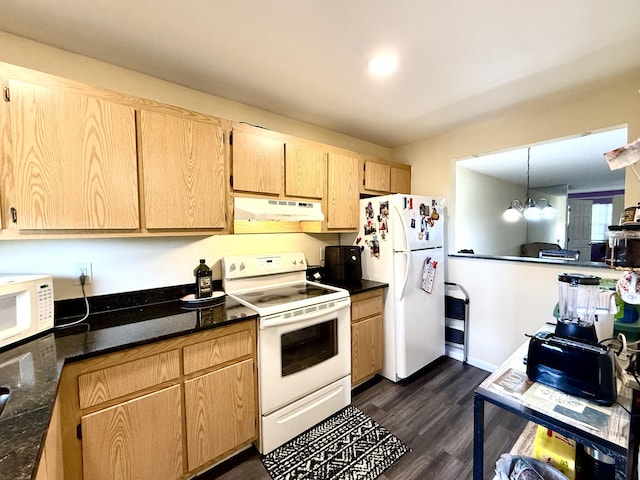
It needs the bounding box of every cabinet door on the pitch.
[364,161,391,192]
[326,153,359,230]
[34,396,63,480]
[0,79,12,231]
[9,81,139,230]
[390,166,411,194]
[81,385,183,480]
[232,129,283,195]
[139,110,226,229]
[184,359,256,471]
[351,315,384,385]
[284,140,325,199]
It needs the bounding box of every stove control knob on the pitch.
[239,262,245,271]
[229,263,236,272]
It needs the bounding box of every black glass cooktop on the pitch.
[232,282,339,308]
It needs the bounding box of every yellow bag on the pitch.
[532,425,576,480]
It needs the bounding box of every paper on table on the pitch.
[521,383,611,431]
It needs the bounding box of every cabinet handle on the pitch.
[10,207,17,223]
[3,87,9,102]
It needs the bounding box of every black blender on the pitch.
[526,273,617,405]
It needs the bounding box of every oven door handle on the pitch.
[260,301,349,329]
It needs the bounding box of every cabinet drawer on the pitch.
[351,293,383,322]
[183,329,253,375]
[78,350,180,409]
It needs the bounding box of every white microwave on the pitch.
[0,274,54,350]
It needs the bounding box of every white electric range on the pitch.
[222,252,351,454]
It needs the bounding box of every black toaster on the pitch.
[526,331,617,406]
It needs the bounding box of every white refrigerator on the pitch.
[356,194,445,382]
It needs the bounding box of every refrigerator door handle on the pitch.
[392,203,410,252]
[396,251,410,301]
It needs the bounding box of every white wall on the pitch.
[455,166,526,256]
[447,256,619,371]
[0,233,338,300]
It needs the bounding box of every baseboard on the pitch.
[466,355,496,373]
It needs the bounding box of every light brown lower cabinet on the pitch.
[81,385,184,480]
[55,320,258,480]
[350,290,384,386]
[185,359,256,471]
[34,396,64,480]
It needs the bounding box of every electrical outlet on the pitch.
[74,263,92,285]
[320,247,325,262]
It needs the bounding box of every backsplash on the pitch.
[0,233,336,301]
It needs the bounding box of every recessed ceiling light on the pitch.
[368,55,398,77]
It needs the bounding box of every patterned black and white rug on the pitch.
[260,405,411,480]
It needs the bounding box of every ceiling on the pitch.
[0,1,639,148]
[456,127,628,193]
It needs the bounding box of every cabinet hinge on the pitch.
[230,175,234,187]
[3,87,9,102]
[76,424,82,439]
[229,132,233,146]
[10,207,17,224]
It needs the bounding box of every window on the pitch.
[591,203,612,241]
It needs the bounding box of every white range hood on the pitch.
[234,197,325,222]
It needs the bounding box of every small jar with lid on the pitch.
[606,225,640,269]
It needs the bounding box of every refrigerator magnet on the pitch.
[365,202,374,220]
[371,236,380,257]
[421,257,437,294]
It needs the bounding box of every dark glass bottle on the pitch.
[194,259,213,298]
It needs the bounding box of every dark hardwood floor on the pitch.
[196,357,526,480]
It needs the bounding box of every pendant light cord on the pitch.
[526,146,531,199]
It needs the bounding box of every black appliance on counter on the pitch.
[526,273,617,406]
[324,246,362,284]
[526,331,616,405]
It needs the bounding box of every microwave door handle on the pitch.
[260,301,348,329]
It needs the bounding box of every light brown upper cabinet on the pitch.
[361,159,412,195]
[326,152,359,230]
[0,79,10,232]
[231,126,284,195]
[364,161,391,193]
[284,140,326,199]
[390,165,411,194]
[138,110,226,230]
[8,80,139,230]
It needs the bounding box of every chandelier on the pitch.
[502,147,558,222]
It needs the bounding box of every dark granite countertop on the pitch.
[320,278,388,294]
[0,293,258,480]
[0,279,385,479]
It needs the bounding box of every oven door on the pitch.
[258,298,351,415]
